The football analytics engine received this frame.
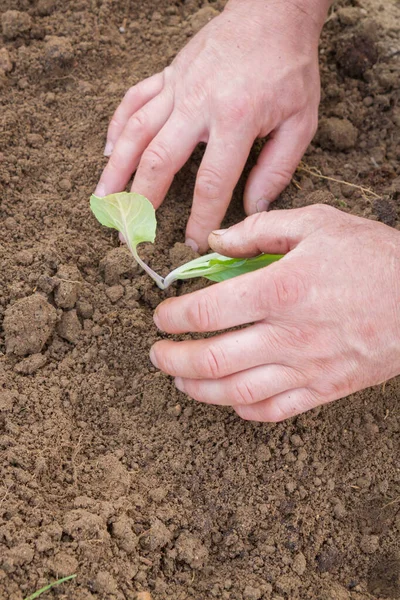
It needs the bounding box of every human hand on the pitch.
[95,0,331,251]
[149,205,400,422]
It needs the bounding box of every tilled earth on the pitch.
[0,0,400,599]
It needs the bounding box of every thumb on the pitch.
[208,205,333,258]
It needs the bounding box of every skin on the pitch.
[150,205,400,422]
[96,0,332,251]
[97,0,400,421]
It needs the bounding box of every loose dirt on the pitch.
[1,1,399,599]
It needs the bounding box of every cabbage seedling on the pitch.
[90,192,282,290]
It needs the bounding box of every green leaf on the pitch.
[24,575,76,600]
[90,192,156,247]
[164,252,283,287]
[205,253,283,282]
[90,192,164,288]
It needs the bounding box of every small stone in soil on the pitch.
[136,593,152,600]
[58,178,72,191]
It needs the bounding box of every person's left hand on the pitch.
[149,204,400,422]
[94,0,327,251]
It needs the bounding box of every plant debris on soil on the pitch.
[1,1,400,599]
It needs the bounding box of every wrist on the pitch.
[225,0,332,40]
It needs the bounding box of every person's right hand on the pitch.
[150,205,400,422]
[95,0,332,251]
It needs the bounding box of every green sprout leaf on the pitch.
[90,192,283,289]
[164,252,282,287]
[24,575,76,600]
[90,192,164,287]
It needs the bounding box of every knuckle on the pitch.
[317,379,343,398]
[256,323,280,353]
[307,203,335,221]
[155,300,177,332]
[267,165,295,190]
[186,294,220,332]
[278,388,319,421]
[109,116,123,132]
[201,344,226,379]
[279,323,314,350]
[219,95,252,125]
[232,379,256,405]
[125,84,140,100]
[296,388,320,413]
[195,166,223,202]
[309,111,319,139]
[270,269,308,310]
[105,152,123,172]
[243,211,269,236]
[268,395,299,423]
[126,111,147,134]
[294,203,337,236]
[141,142,172,172]
[234,404,252,421]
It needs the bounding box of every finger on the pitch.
[105,73,164,155]
[150,323,295,379]
[185,128,255,252]
[95,92,174,197]
[153,256,308,334]
[244,113,317,214]
[234,387,322,422]
[209,203,336,258]
[130,112,204,209]
[174,363,304,406]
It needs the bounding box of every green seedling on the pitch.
[90,192,282,289]
[24,574,76,600]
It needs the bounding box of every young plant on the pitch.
[90,192,282,289]
[24,575,76,600]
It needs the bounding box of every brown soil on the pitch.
[1,1,400,599]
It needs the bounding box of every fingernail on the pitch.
[256,199,270,213]
[211,229,228,236]
[94,182,106,197]
[185,238,199,252]
[149,347,159,368]
[104,141,114,157]
[175,377,185,393]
